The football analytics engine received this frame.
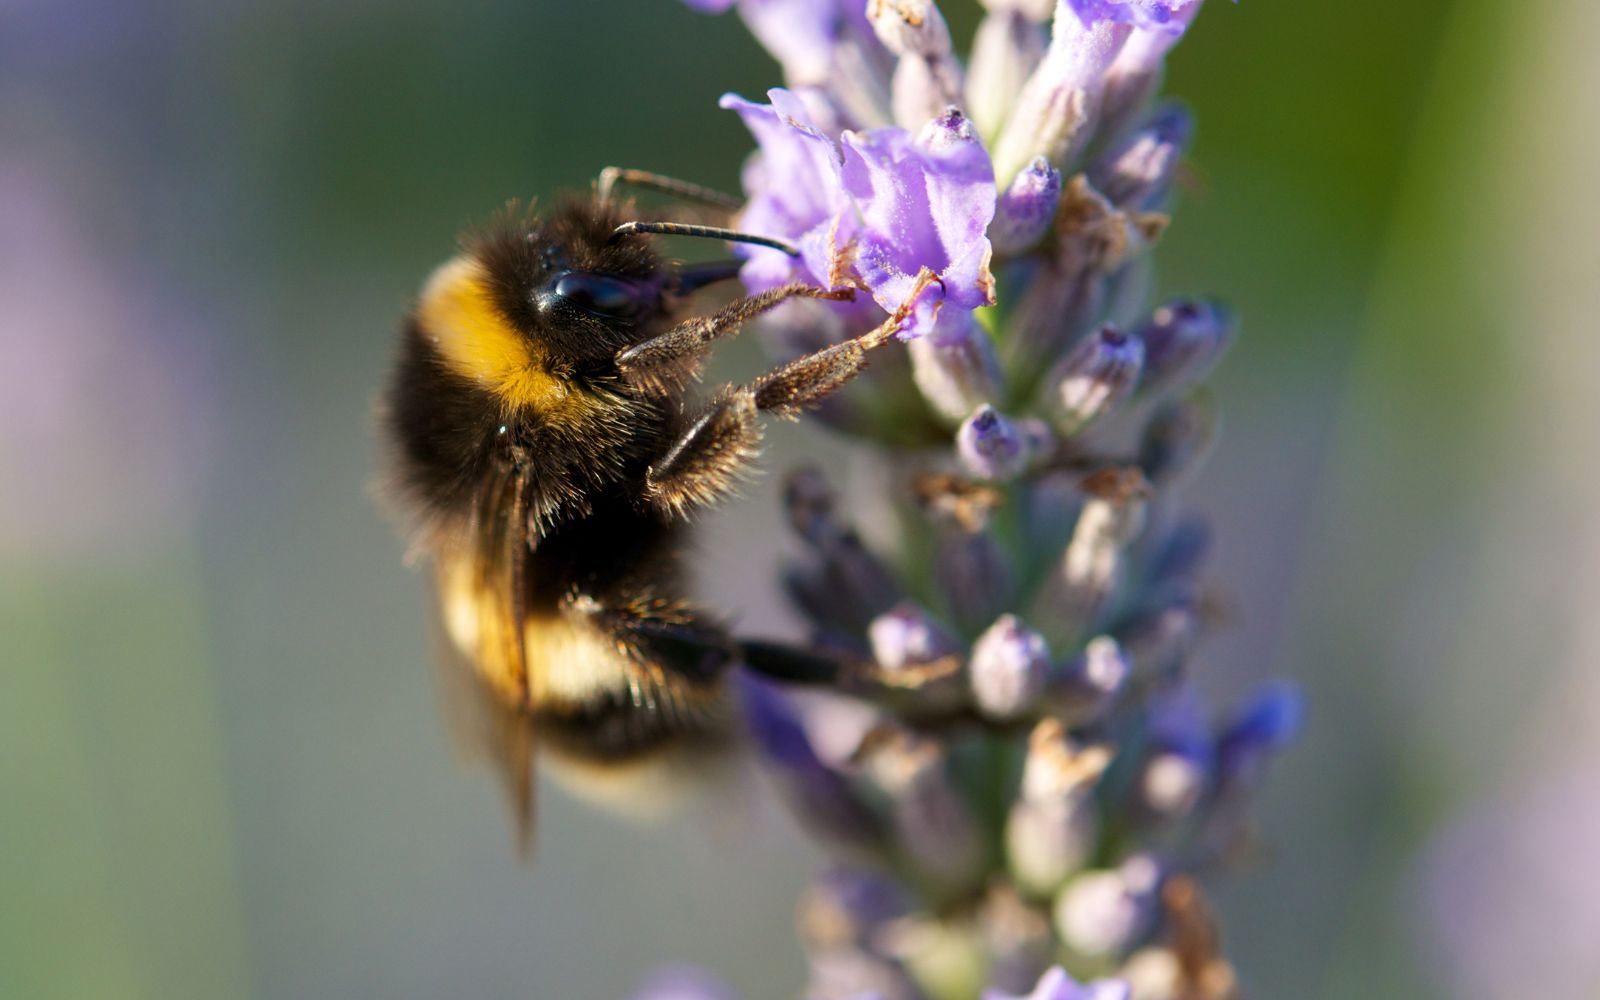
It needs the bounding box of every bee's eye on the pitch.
[541,271,651,320]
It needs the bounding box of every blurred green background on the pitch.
[5,1,1597,998]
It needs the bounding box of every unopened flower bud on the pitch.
[936,527,1017,634]
[1138,298,1232,391]
[1090,102,1192,208]
[979,885,1056,995]
[870,0,964,129]
[869,0,954,56]
[967,7,1049,142]
[958,405,1031,481]
[1116,600,1199,676]
[991,156,1063,254]
[971,615,1053,719]
[1052,635,1130,722]
[1007,720,1111,894]
[1215,679,1305,797]
[1139,393,1218,488]
[980,0,1056,19]
[783,470,904,631]
[798,867,913,952]
[1100,2,1205,137]
[991,4,1135,185]
[860,727,985,886]
[909,312,1005,422]
[739,677,883,846]
[1059,468,1151,623]
[1050,325,1146,431]
[1138,751,1207,819]
[1054,854,1164,958]
[868,601,960,671]
[1135,680,1212,821]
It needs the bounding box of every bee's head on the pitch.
[424,199,667,378]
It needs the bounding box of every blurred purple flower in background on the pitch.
[661,0,1299,995]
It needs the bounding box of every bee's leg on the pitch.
[617,282,856,377]
[644,269,941,516]
[596,167,742,212]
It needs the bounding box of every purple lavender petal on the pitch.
[721,89,853,291]
[735,0,849,85]
[1065,0,1200,32]
[679,0,737,11]
[841,108,997,335]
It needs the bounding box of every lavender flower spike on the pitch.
[678,4,1296,997]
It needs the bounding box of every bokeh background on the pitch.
[5,1,1597,998]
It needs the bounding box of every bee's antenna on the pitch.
[612,221,800,258]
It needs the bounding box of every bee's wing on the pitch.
[428,623,539,857]
[430,464,540,855]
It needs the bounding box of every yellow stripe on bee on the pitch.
[418,254,593,414]
[437,550,632,710]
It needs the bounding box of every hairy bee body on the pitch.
[386,199,747,765]
[384,191,913,828]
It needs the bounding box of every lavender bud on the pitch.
[980,0,1057,19]
[1137,298,1233,391]
[798,867,913,952]
[958,405,1031,481]
[782,469,905,628]
[1007,720,1112,893]
[1136,680,1212,822]
[1052,635,1130,723]
[908,312,1006,422]
[970,615,1053,719]
[1215,679,1305,797]
[868,0,955,56]
[1053,854,1163,958]
[868,0,965,129]
[868,601,961,672]
[1049,325,1146,432]
[805,948,922,1000]
[967,6,1049,142]
[991,156,1063,255]
[991,4,1134,186]
[1137,751,1207,820]
[860,727,986,886]
[936,527,1017,635]
[1100,4,1205,137]
[740,677,884,846]
[979,885,1056,995]
[1114,600,1198,676]
[1090,102,1193,208]
[1138,394,1218,488]
[1059,469,1151,625]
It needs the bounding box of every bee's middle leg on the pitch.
[643,269,941,517]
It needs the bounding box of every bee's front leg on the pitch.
[642,270,941,518]
[615,283,854,382]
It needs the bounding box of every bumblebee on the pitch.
[383,171,932,830]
